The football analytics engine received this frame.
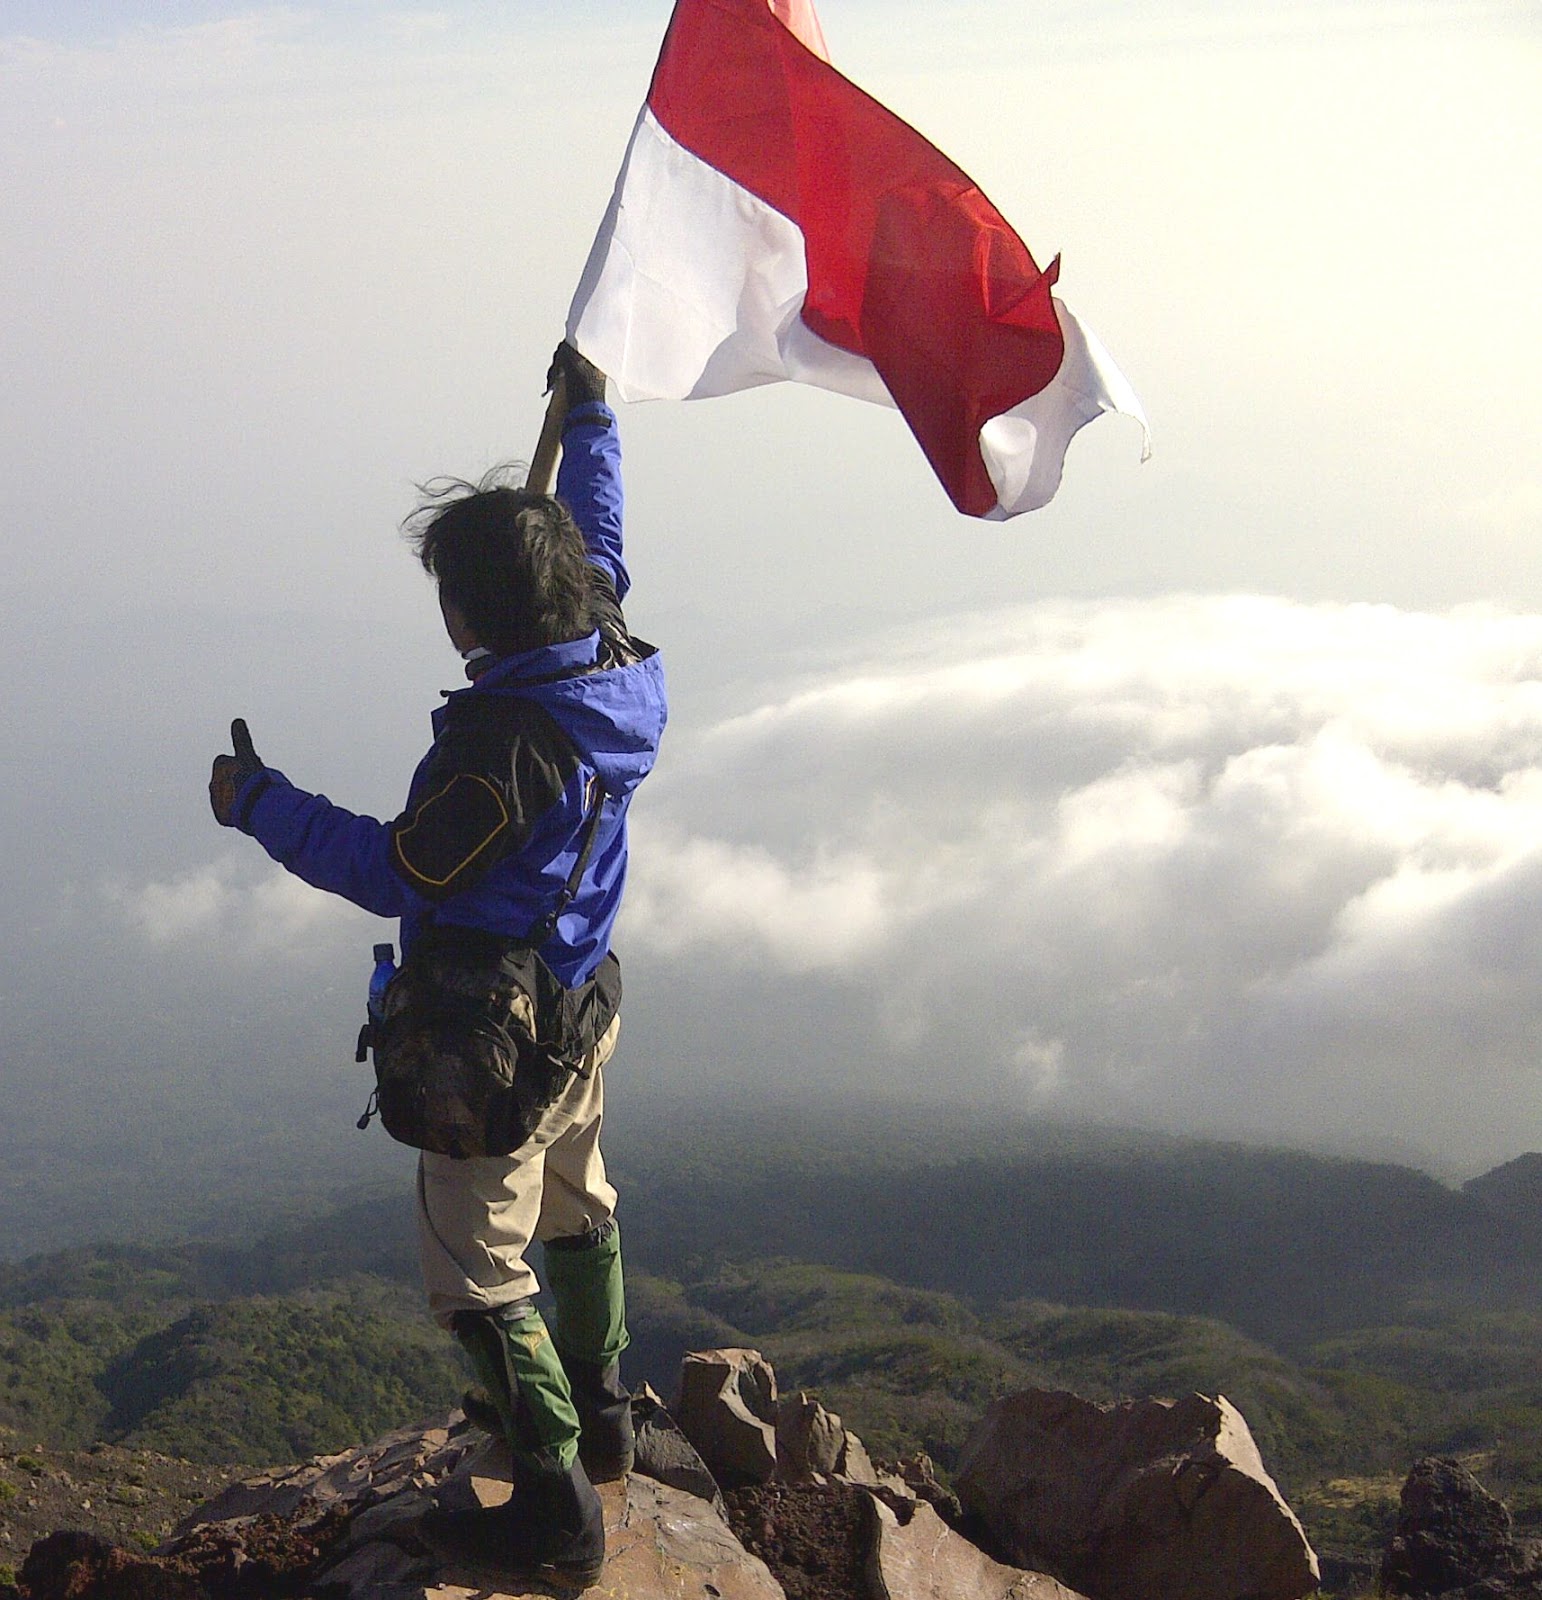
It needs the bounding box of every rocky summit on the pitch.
[4,1351,1326,1600]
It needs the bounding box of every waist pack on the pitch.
[360,758,619,1159]
[368,931,621,1159]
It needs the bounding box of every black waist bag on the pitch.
[372,933,621,1159]
[367,768,618,1160]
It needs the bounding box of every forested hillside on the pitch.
[608,1101,1542,1345]
[2,1112,1538,1578]
[9,1105,1539,1350]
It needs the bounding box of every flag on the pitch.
[567,0,1149,518]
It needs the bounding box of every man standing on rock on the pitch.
[208,342,666,1588]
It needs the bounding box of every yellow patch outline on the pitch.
[392,773,511,889]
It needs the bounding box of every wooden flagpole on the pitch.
[527,368,568,495]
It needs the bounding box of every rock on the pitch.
[10,1377,1338,1600]
[864,1492,1093,1600]
[777,1391,847,1481]
[611,1475,786,1600]
[346,1488,439,1547]
[775,1391,879,1487]
[317,1536,427,1594]
[1380,1456,1542,1598]
[955,1388,1319,1600]
[634,1382,727,1511]
[169,1462,321,1528]
[677,1348,780,1486]
[172,1421,462,1538]
[838,1431,882,1488]
[894,1451,965,1524]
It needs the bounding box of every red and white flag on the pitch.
[568,0,1149,519]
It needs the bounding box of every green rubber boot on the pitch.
[428,1303,603,1587]
[544,1220,634,1481]
[452,1301,581,1472]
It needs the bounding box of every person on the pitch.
[208,343,666,1588]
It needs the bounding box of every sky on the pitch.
[2,0,1541,1216]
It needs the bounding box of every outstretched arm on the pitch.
[209,710,574,923]
[211,726,417,917]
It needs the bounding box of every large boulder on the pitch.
[676,1348,781,1486]
[776,1390,848,1482]
[634,1381,727,1511]
[1380,1456,1542,1598]
[955,1388,1319,1600]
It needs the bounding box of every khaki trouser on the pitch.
[415,1013,621,1327]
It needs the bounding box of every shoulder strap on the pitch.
[524,773,606,948]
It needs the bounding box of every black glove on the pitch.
[209,718,264,827]
[546,340,608,410]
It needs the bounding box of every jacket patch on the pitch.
[391,773,510,895]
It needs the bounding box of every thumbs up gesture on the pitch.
[209,718,265,827]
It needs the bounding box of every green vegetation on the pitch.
[0,1279,462,1466]
[1,1237,1538,1576]
[0,1107,1538,1584]
[102,1295,460,1463]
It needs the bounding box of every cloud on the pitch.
[106,854,363,958]
[622,834,892,973]
[621,596,1542,1168]
[88,594,1542,1167]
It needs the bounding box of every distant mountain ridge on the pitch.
[609,1102,1542,1350]
[1464,1151,1542,1223]
[4,1107,1537,1349]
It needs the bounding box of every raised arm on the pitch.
[550,343,630,601]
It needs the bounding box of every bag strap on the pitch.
[523,773,606,948]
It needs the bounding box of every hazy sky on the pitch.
[3,0,1540,1199]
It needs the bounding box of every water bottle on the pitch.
[367,942,397,1022]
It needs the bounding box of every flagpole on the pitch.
[527,368,568,496]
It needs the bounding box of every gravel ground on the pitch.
[0,1440,236,1579]
[723,1479,872,1600]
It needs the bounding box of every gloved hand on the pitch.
[546,341,608,410]
[209,718,264,827]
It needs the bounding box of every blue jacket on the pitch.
[233,402,667,988]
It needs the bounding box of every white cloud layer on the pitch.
[621,596,1542,1168]
[107,855,361,959]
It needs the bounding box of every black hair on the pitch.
[405,466,594,655]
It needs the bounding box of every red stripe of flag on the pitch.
[647,0,1065,517]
